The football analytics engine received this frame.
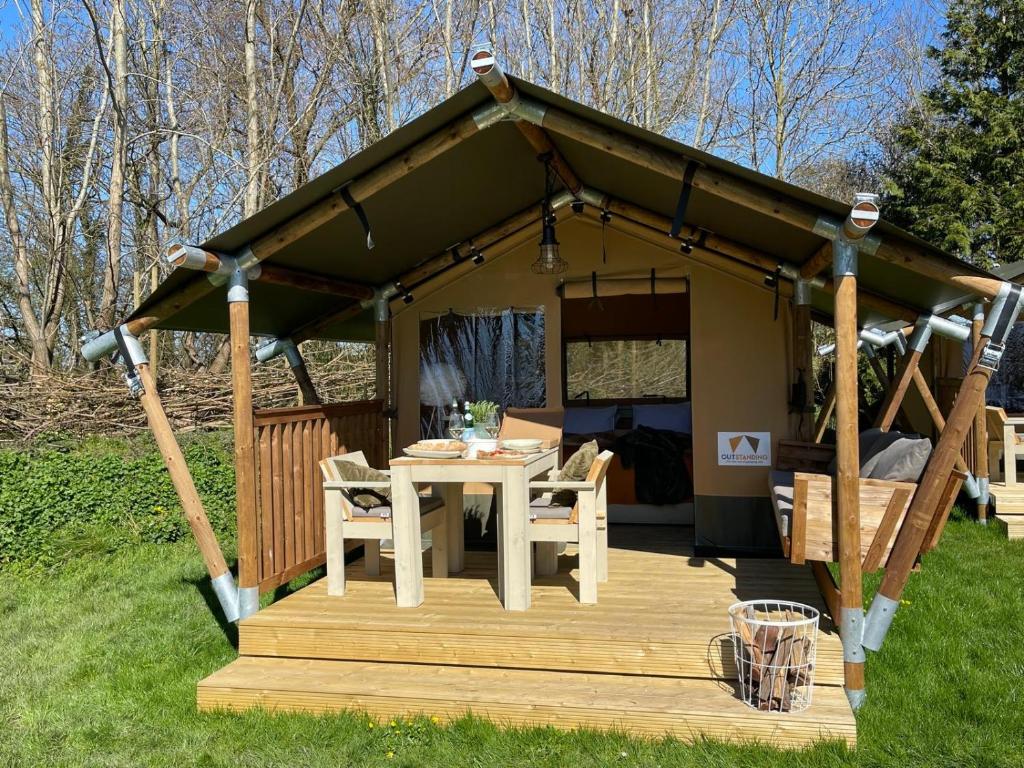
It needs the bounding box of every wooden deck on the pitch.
[199,526,855,747]
[989,483,1024,539]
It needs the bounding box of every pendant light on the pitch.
[531,156,568,275]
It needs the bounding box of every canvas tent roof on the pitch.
[130,77,1000,341]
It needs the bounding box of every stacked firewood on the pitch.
[734,613,815,712]
[0,349,375,445]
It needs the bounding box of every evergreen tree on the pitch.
[883,0,1024,268]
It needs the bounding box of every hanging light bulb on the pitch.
[531,156,568,275]
[532,213,566,274]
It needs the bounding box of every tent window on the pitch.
[565,338,688,401]
[419,307,546,438]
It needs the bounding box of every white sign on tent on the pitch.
[717,432,771,467]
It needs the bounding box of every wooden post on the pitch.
[832,238,865,709]
[137,362,238,620]
[973,304,990,523]
[375,295,393,461]
[228,269,260,619]
[814,382,837,443]
[793,280,815,441]
[864,284,1024,651]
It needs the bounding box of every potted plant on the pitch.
[466,400,499,439]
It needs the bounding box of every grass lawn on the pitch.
[1,514,1022,767]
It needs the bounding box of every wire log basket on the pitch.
[728,599,819,713]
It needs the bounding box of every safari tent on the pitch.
[80,50,1020,746]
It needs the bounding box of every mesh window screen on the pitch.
[419,307,546,438]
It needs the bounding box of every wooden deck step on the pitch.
[239,552,844,686]
[198,657,856,748]
[994,515,1024,540]
[988,483,1024,511]
[987,484,1024,538]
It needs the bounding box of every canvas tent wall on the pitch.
[391,215,791,551]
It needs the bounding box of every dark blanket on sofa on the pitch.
[612,426,693,504]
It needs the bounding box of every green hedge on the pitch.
[0,433,236,570]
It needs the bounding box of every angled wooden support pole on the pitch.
[874,323,927,431]
[81,327,240,622]
[226,263,260,620]
[910,366,978,494]
[814,382,837,443]
[255,338,320,405]
[832,235,866,710]
[972,304,990,522]
[864,283,1024,652]
[863,345,890,390]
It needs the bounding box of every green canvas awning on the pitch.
[130,77,1001,340]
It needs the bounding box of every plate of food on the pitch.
[477,448,530,461]
[402,439,467,458]
[500,438,544,452]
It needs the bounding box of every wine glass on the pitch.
[482,411,500,439]
[448,411,465,440]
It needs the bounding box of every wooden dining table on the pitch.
[388,448,560,611]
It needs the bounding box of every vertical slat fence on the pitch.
[249,400,385,593]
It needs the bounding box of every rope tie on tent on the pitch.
[337,184,375,250]
[669,160,700,239]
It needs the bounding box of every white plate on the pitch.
[501,439,544,450]
[403,447,464,459]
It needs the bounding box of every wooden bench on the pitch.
[986,406,1024,485]
[769,440,965,570]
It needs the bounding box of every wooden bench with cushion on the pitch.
[769,434,964,570]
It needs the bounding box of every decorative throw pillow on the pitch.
[863,437,932,483]
[334,461,392,508]
[828,427,887,475]
[551,440,598,507]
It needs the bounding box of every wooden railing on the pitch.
[247,400,385,593]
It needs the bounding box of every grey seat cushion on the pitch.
[529,497,573,520]
[769,470,795,536]
[351,496,443,519]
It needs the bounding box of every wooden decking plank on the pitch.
[198,657,855,748]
